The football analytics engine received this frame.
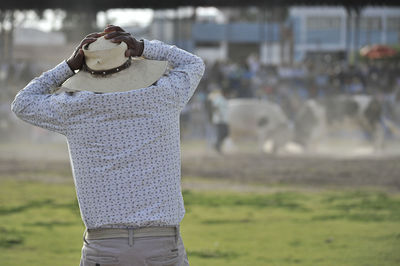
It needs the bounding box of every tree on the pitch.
[0,10,15,65]
[61,9,98,42]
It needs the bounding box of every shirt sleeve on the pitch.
[142,39,205,109]
[11,61,75,135]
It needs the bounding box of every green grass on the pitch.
[0,179,400,266]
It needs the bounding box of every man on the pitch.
[11,25,205,266]
[208,86,230,153]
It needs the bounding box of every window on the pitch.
[306,16,341,30]
[360,17,382,30]
[387,17,400,31]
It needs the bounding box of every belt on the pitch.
[84,226,179,247]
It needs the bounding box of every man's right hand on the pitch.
[103,25,144,57]
[66,32,104,71]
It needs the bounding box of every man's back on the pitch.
[64,87,184,229]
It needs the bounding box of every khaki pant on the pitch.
[80,227,189,266]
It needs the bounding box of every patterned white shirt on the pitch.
[11,40,205,229]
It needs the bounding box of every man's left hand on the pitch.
[67,32,104,71]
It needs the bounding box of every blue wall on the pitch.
[193,20,397,47]
[359,30,383,47]
[192,23,280,43]
[386,31,399,45]
[192,23,226,42]
[306,29,342,45]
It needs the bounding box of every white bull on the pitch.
[226,99,292,153]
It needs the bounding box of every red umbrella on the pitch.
[360,45,397,59]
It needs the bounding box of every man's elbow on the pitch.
[11,98,20,116]
[10,94,25,117]
[196,56,206,78]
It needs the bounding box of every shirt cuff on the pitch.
[53,61,75,85]
[142,39,164,60]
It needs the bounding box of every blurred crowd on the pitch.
[182,57,400,147]
[198,57,400,105]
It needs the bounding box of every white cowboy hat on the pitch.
[60,36,168,93]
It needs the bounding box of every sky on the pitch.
[15,7,222,32]
[16,9,155,32]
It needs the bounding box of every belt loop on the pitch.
[83,228,89,245]
[128,228,134,247]
[175,225,180,245]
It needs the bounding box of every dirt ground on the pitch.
[182,152,400,191]
[1,139,399,193]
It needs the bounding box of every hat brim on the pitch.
[60,58,168,93]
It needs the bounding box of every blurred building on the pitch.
[151,7,285,64]
[151,6,400,64]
